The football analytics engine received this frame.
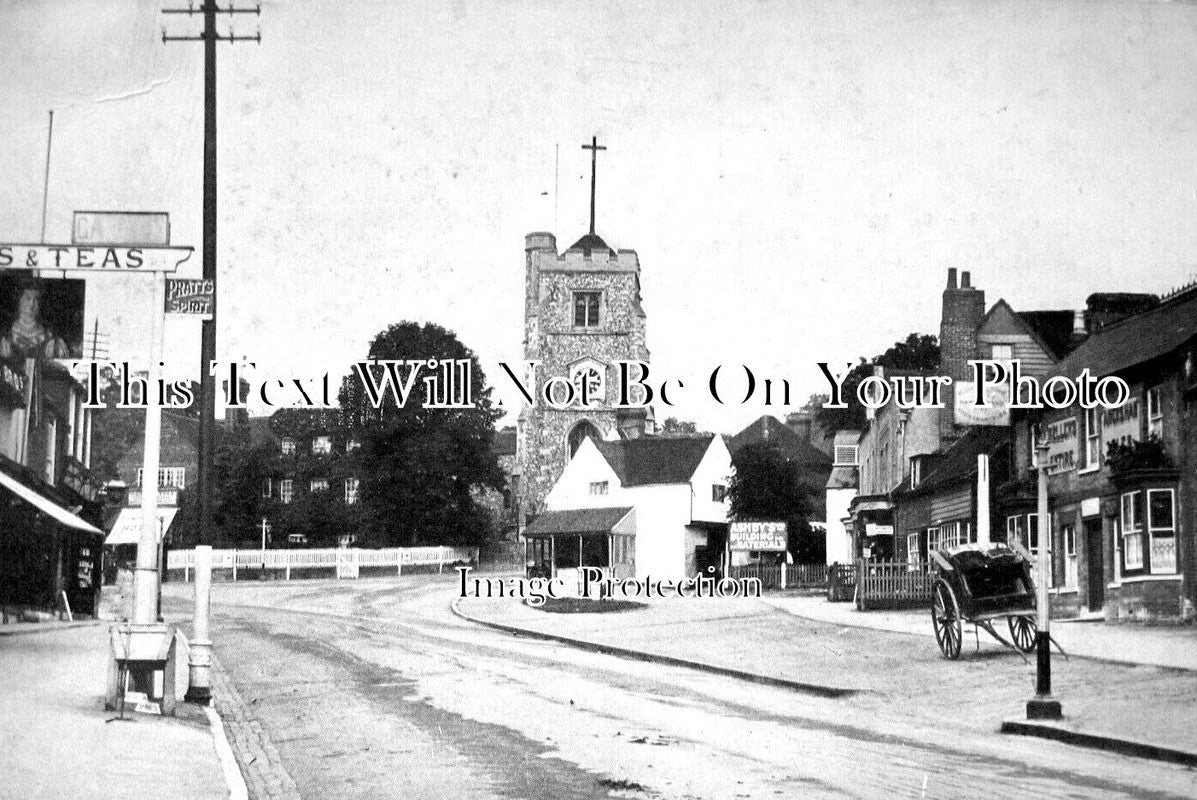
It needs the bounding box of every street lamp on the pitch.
[1027,439,1063,720]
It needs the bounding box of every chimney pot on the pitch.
[1073,310,1086,333]
[961,271,972,289]
[947,268,958,289]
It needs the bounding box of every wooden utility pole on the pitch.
[161,0,260,705]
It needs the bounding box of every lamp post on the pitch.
[259,517,270,578]
[1027,440,1062,720]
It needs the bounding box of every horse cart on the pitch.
[928,542,1066,662]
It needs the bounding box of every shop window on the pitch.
[1147,488,1177,574]
[939,521,973,550]
[1146,387,1163,439]
[138,467,186,489]
[573,291,601,327]
[926,526,942,553]
[1121,492,1143,571]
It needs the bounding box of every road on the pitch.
[168,575,1197,800]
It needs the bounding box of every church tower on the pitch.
[515,138,650,515]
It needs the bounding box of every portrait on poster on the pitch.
[0,276,86,361]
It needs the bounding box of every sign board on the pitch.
[73,212,170,247]
[165,278,214,317]
[1101,397,1140,452]
[729,520,788,551]
[865,523,894,538]
[954,381,1011,426]
[0,244,192,273]
[1044,417,1077,474]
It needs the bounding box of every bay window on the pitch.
[1121,491,1144,570]
[1147,489,1177,574]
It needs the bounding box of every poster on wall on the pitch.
[0,276,85,361]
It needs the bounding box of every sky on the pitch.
[3,0,1196,433]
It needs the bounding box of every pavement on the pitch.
[455,585,1197,765]
[0,621,241,800]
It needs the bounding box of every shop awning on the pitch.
[525,506,635,537]
[104,507,177,546]
[0,470,102,535]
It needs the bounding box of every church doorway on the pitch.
[567,421,600,458]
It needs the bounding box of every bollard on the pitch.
[185,545,213,704]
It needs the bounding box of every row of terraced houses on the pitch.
[829,269,1197,622]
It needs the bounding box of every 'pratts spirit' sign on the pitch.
[729,520,788,551]
[165,279,215,317]
[1045,417,1078,474]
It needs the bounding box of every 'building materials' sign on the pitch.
[164,279,215,317]
[730,520,788,551]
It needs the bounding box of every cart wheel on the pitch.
[1008,615,1036,653]
[931,580,962,660]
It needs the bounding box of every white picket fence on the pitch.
[167,546,478,581]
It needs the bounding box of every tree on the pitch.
[339,322,505,547]
[657,416,699,436]
[174,420,276,548]
[816,333,940,435]
[727,442,824,563]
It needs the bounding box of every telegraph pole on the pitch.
[161,0,260,705]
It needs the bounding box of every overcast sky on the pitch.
[3,0,1196,432]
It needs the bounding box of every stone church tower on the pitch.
[514,228,651,515]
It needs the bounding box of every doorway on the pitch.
[1084,519,1104,612]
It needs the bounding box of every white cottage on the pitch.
[524,434,733,583]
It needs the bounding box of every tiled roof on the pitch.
[1016,310,1077,360]
[727,415,832,467]
[525,506,633,536]
[1050,286,1197,381]
[594,435,714,487]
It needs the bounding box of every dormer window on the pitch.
[573,291,601,327]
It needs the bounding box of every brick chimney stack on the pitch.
[939,269,986,442]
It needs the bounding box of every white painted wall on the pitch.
[825,486,857,565]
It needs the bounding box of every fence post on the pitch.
[285,561,291,581]
[184,565,189,583]
[780,562,787,590]
[232,550,238,582]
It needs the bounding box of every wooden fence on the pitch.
[166,546,478,582]
[854,559,937,610]
[727,562,828,591]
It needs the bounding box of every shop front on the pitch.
[524,506,636,591]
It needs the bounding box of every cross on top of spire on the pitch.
[582,135,606,236]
